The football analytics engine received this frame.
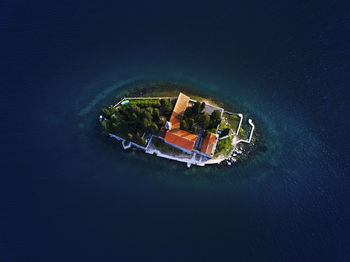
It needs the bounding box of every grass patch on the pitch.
[225,113,240,133]
[219,120,230,129]
[151,137,187,156]
[214,137,233,157]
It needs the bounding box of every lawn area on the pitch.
[214,137,233,157]
[224,113,241,133]
[151,137,188,156]
[219,119,230,129]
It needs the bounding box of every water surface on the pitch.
[1,1,350,261]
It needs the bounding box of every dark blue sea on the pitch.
[1,1,350,261]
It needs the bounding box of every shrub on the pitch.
[192,102,201,114]
[110,114,119,123]
[210,110,222,126]
[220,128,230,137]
[208,128,217,134]
[158,118,166,127]
[162,100,173,115]
[131,113,138,121]
[108,106,117,115]
[180,120,187,130]
[101,119,110,133]
[146,107,153,114]
[153,108,160,120]
[188,118,194,129]
[215,137,232,156]
[185,107,192,117]
[150,123,159,134]
[160,99,166,106]
[198,114,210,129]
[129,99,161,107]
[102,108,111,119]
[140,137,146,147]
[140,118,150,130]
[142,111,153,121]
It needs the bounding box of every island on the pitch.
[99,89,255,167]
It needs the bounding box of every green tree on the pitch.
[192,102,201,114]
[208,128,217,134]
[110,114,118,123]
[131,113,138,121]
[102,108,111,119]
[141,118,150,130]
[140,137,146,147]
[142,111,153,121]
[127,133,133,141]
[200,102,206,112]
[160,99,166,107]
[210,110,222,126]
[163,101,173,115]
[158,118,166,127]
[198,114,210,129]
[153,108,160,120]
[180,120,187,130]
[221,128,230,137]
[203,130,209,138]
[192,126,198,134]
[108,105,117,115]
[150,123,159,134]
[185,107,192,117]
[188,118,194,129]
[146,107,153,115]
[101,119,110,133]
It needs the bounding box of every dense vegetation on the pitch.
[180,101,222,136]
[101,99,173,146]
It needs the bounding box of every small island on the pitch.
[100,88,255,167]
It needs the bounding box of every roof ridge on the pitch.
[170,129,197,142]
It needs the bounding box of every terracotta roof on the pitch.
[163,93,198,152]
[200,132,218,156]
[169,93,190,129]
[164,129,197,151]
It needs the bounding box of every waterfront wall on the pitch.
[108,133,147,151]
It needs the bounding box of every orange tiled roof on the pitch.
[164,93,198,151]
[200,132,217,156]
[169,93,190,129]
[164,129,197,151]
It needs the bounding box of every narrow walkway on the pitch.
[236,113,243,136]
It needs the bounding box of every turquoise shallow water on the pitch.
[2,1,350,261]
